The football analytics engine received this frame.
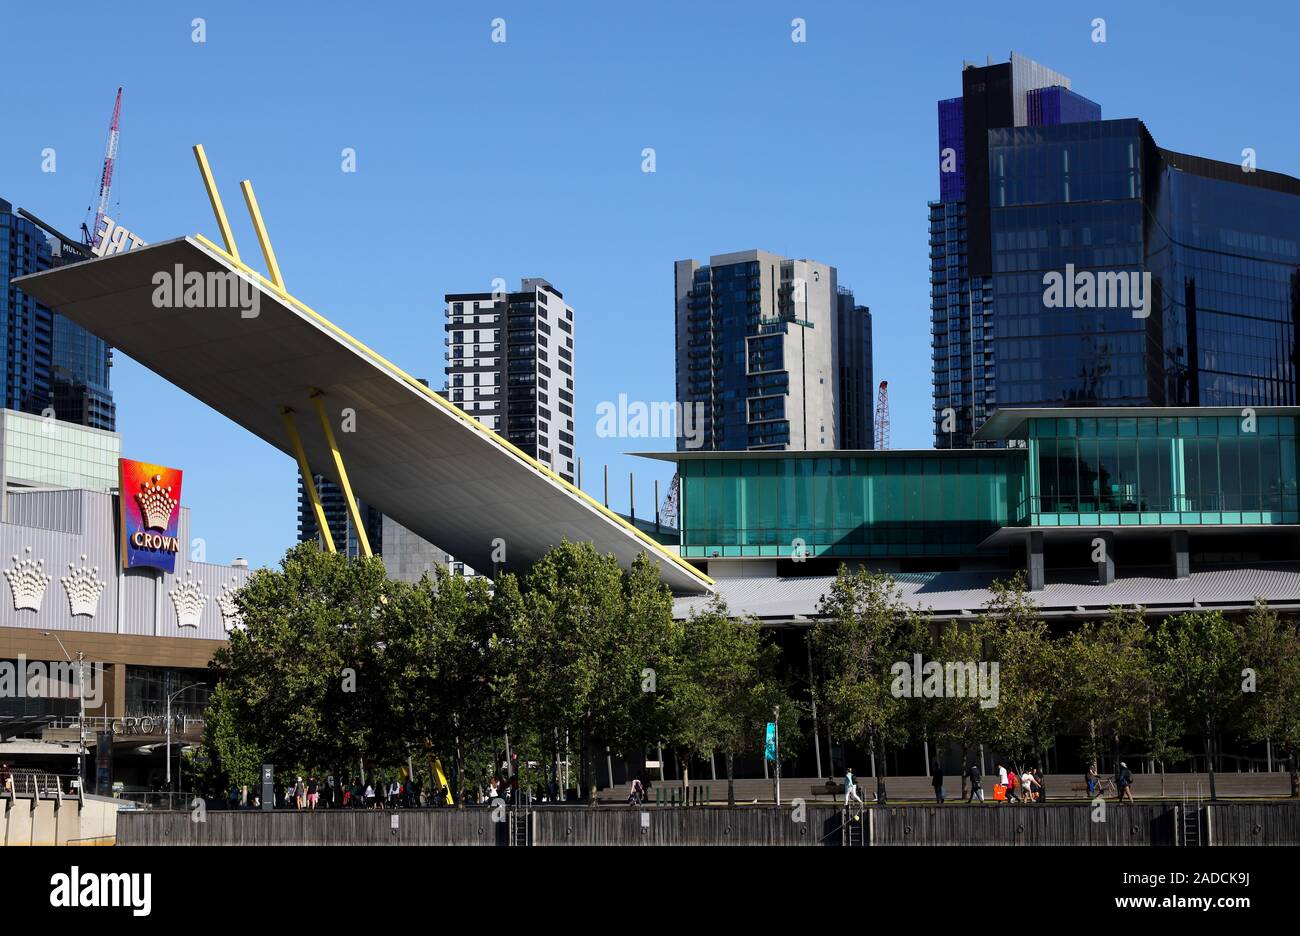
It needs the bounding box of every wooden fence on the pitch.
[116,801,1300,846]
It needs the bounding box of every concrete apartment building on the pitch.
[675,250,840,451]
[444,278,577,484]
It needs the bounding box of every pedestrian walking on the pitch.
[966,762,984,803]
[1117,762,1135,804]
[843,767,864,811]
[932,758,945,804]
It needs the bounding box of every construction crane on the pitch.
[660,473,680,529]
[874,380,890,451]
[82,87,122,248]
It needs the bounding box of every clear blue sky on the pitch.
[1,0,1296,569]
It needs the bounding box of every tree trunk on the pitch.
[870,734,885,803]
[583,722,598,806]
[726,752,735,808]
[1205,720,1218,802]
[454,738,465,809]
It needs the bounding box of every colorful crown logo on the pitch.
[5,547,51,612]
[217,581,245,634]
[169,570,206,629]
[136,474,177,530]
[61,555,106,618]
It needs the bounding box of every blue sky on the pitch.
[1,0,1296,569]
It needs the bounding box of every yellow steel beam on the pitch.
[281,407,335,554]
[239,179,285,290]
[308,391,372,559]
[192,145,240,262]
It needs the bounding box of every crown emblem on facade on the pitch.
[61,555,106,618]
[169,570,206,629]
[136,473,177,530]
[217,581,244,634]
[4,547,51,612]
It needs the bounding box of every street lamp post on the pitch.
[43,632,85,792]
[167,682,205,794]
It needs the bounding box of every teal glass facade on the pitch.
[678,453,1027,558]
[674,409,1300,559]
[1024,414,1300,527]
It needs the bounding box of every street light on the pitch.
[167,682,205,793]
[42,632,85,792]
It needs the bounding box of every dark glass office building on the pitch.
[989,119,1300,414]
[930,54,1099,448]
[1,198,115,430]
[835,287,874,449]
[933,55,1300,447]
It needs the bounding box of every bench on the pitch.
[812,781,839,796]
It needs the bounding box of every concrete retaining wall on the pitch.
[2,794,118,846]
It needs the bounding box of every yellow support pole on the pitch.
[239,179,285,290]
[309,391,372,559]
[192,145,240,262]
[281,408,335,554]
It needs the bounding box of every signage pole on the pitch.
[774,705,781,807]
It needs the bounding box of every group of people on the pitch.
[225,775,428,810]
[1085,762,1136,803]
[926,760,1046,805]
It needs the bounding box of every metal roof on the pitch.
[674,564,1300,623]
[975,406,1300,442]
[14,237,713,595]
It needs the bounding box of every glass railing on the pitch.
[1020,493,1297,521]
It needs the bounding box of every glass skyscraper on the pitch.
[989,119,1300,413]
[933,55,1300,446]
[929,54,1099,449]
[0,198,115,430]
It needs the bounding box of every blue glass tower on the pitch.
[929,54,1100,449]
[1,198,115,429]
[988,119,1300,412]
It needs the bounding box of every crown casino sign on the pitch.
[119,458,183,572]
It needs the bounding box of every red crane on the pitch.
[874,380,890,451]
[82,87,122,247]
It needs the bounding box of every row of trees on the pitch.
[200,543,1300,805]
[201,542,790,806]
[814,570,1300,800]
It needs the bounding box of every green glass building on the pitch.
[644,407,1300,590]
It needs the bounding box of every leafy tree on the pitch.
[813,567,928,801]
[1061,606,1155,776]
[1152,610,1246,801]
[979,577,1063,773]
[507,541,679,804]
[1238,601,1300,798]
[389,567,516,805]
[664,597,787,806]
[204,544,409,786]
[923,617,990,797]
